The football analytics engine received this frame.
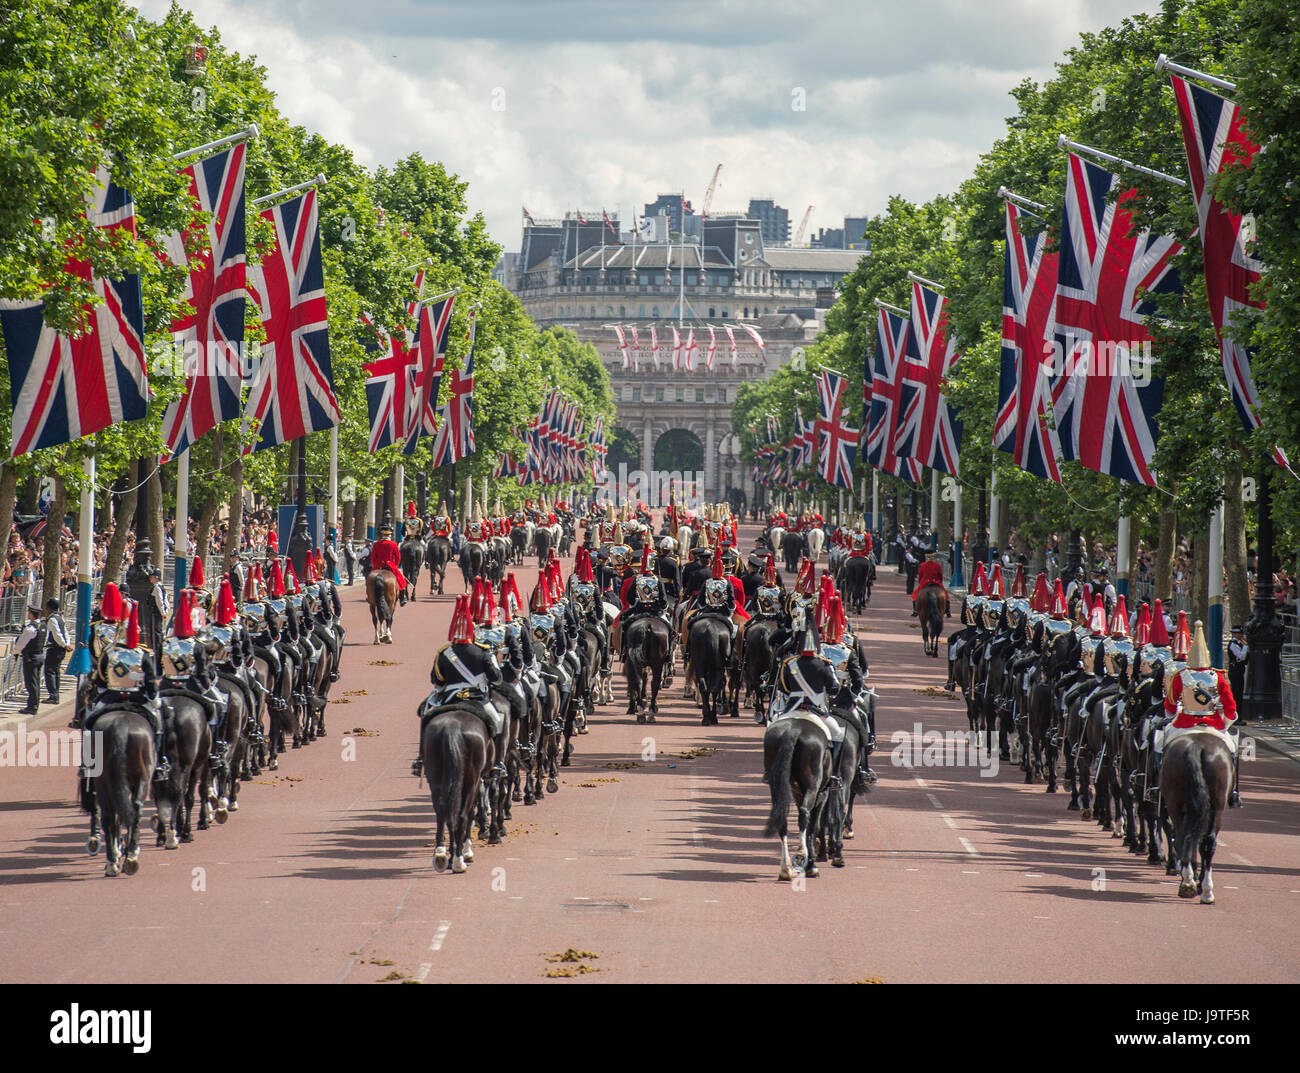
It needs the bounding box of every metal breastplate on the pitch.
[1179,668,1221,716]
[206,624,234,663]
[102,645,148,692]
[1080,636,1102,670]
[819,642,851,683]
[161,636,198,680]
[1103,636,1133,678]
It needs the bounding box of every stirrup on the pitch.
[154,757,172,783]
[411,757,423,778]
[1143,787,1159,804]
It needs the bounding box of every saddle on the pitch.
[771,707,832,740]
[418,692,501,737]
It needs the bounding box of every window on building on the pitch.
[631,385,641,402]
[677,387,685,402]
[656,387,665,402]
[639,305,646,316]
[619,306,625,316]
[652,306,660,317]
[743,307,748,318]
[709,307,715,317]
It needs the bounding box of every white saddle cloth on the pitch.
[771,707,840,742]
[1160,723,1237,756]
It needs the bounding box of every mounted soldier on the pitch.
[369,520,409,604]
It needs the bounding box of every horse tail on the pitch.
[107,720,138,826]
[432,720,463,833]
[1183,737,1212,846]
[371,573,391,624]
[763,730,796,838]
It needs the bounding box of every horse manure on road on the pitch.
[543,964,601,977]
[913,687,956,698]
[672,747,717,760]
[545,949,600,963]
[847,976,884,984]
[343,689,369,696]
[368,659,401,666]
[603,761,643,770]
[369,959,395,966]
[349,727,380,736]
[379,971,409,982]
[543,950,603,976]
[576,777,620,787]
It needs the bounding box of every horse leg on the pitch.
[1199,830,1217,904]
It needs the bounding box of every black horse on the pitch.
[424,534,453,595]
[422,705,492,874]
[917,584,944,657]
[533,525,553,566]
[623,615,671,723]
[153,692,213,847]
[688,615,733,726]
[762,715,831,881]
[840,555,875,613]
[780,530,806,573]
[740,618,779,723]
[458,541,486,593]
[80,707,155,877]
[400,534,425,601]
[1159,731,1235,903]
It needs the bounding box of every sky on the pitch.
[136,0,1164,252]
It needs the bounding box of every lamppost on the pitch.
[1244,464,1283,721]
[287,438,312,581]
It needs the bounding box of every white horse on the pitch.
[767,526,784,557]
[805,526,825,562]
[676,525,694,559]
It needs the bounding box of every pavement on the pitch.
[2,521,1298,984]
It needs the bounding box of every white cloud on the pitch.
[136,0,1164,250]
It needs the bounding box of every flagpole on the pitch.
[929,470,940,551]
[907,271,945,292]
[67,454,95,677]
[1116,514,1131,598]
[173,450,189,609]
[1155,53,1236,93]
[251,173,328,207]
[328,425,339,582]
[988,468,1000,566]
[1056,134,1187,188]
[951,477,965,588]
[171,124,259,162]
[996,186,1048,214]
[1208,501,1225,668]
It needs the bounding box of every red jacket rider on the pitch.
[369,534,408,589]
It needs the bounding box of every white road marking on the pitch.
[1234,854,1256,867]
[912,774,928,788]
[961,870,980,875]
[925,793,943,810]
[638,897,653,901]
[415,962,432,982]
[958,837,979,857]
[905,867,920,872]
[428,920,451,952]
[573,896,590,901]
[941,814,959,830]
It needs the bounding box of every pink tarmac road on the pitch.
[2,521,1298,983]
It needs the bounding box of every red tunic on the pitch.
[369,539,408,589]
[1165,669,1237,731]
[911,559,947,599]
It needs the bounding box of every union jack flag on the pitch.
[867,308,922,483]
[1,165,148,458]
[431,309,477,466]
[361,310,413,452]
[243,189,339,454]
[1050,154,1180,486]
[815,368,859,489]
[405,293,455,454]
[1169,75,1288,471]
[159,144,247,460]
[896,279,962,475]
[995,201,1063,482]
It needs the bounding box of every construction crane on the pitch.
[794,204,814,246]
[700,163,722,221]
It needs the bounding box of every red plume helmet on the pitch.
[449,595,474,644]
[173,591,195,639]
[824,594,847,645]
[1133,603,1152,646]
[1171,611,1191,661]
[989,564,1006,599]
[407,500,416,518]
[1010,564,1027,599]
[286,560,301,594]
[1030,573,1051,613]
[641,544,652,576]
[188,556,205,589]
[1088,594,1107,636]
[711,544,724,580]
[575,547,595,584]
[269,559,286,598]
[970,561,988,597]
[1108,596,1129,637]
[125,602,140,649]
[1050,579,1068,619]
[100,582,124,623]
[215,578,238,626]
[764,554,777,586]
[266,530,278,552]
[530,572,552,613]
[1150,599,1171,647]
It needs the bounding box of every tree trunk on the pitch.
[1128,514,1141,586]
[41,472,67,608]
[192,427,222,583]
[147,463,164,569]
[1223,459,1249,631]
[1192,527,1209,627]
[341,500,355,543]
[101,473,137,589]
[353,499,367,541]
[222,457,245,572]
[1155,496,1177,602]
[0,463,19,567]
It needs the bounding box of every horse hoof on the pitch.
[1200,891,1215,905]
[451,856,467,874]
[229,800,239,812]
[269,758,278,771]
[215,806,229,824]
[805,865,820,878]
[149,816,160,833]
[843,829,854,840]
[512,791,523,803]
[87,836,100,856]
[1166,862,1180,876]
[1046,785,1057,794]
[105,862,120,878]
[832,857,846,868]
[123,856,139,876]
[1067,800,1079,811]
[1081,808,1092,821]
[434,847,449,872]
[546,778,558,794]
[1178,881,1198,899]
[560,757,570,767]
